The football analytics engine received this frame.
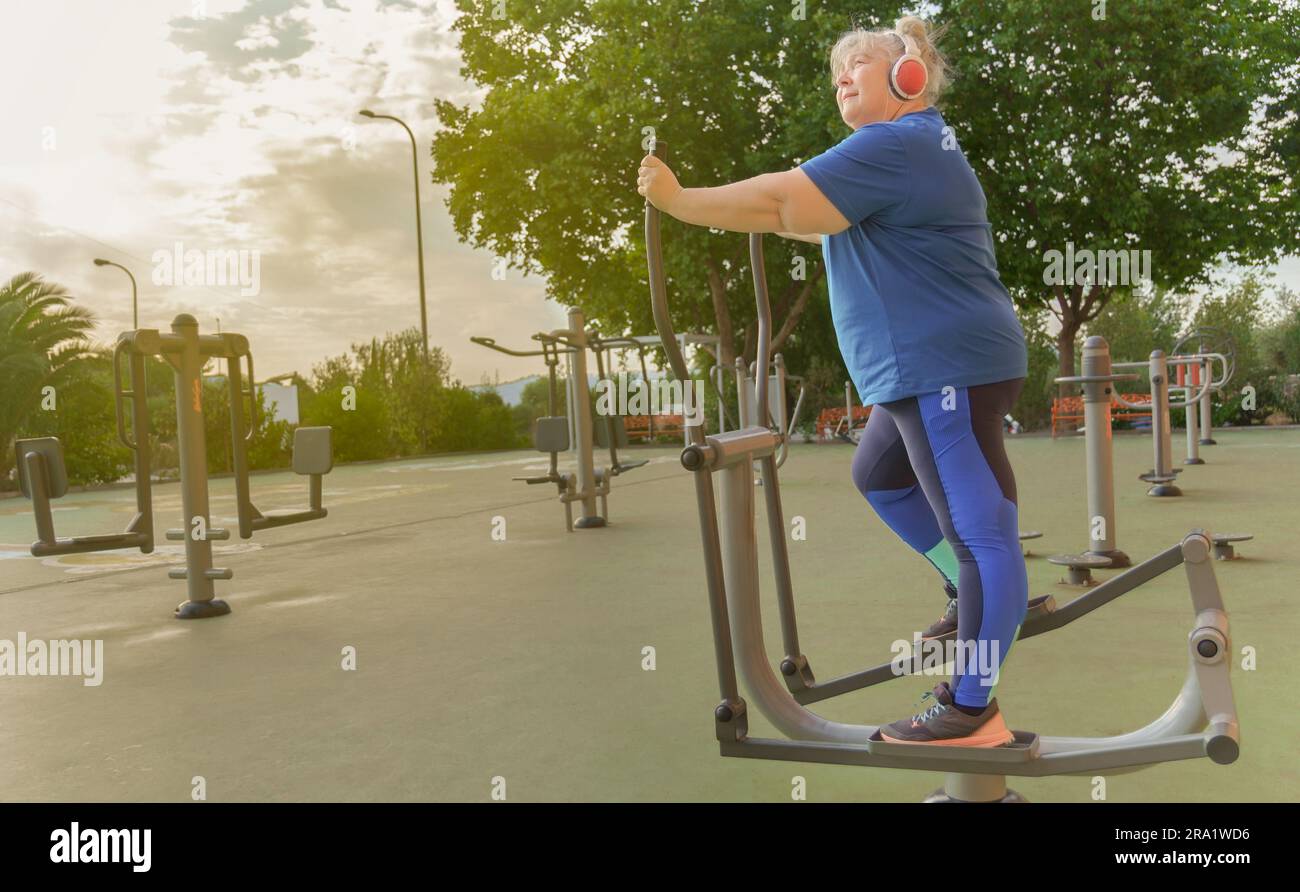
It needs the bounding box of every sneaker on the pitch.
[921,590,958,640]
[873,681,1014,747]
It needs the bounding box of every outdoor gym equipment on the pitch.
[1053,337,1251,580]
[586,332,724,444]
[586,333,674,462]
[1112,348,1230,496]
[1173,327,1237,447]
[1052,335,1139,581]
[472,307,644,531]
[831,380,870,444]
[646,141,1238,802]
[715,353,806,469]
[14,313,333,619]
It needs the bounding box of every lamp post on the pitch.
[92,258,138,329]
[359,109,429,362]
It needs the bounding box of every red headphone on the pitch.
[887,32,928,101]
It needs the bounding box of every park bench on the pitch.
[1051,393,1152,437]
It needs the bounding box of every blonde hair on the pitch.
[828,15,951,104]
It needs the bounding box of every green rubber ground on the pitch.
[0,427,1294,802]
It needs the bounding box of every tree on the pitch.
[1191,272,1271,424]
[939,0,1300,380]
[17,354,129,487]
[1258,285,1300,373]
[0,272,99,486]
[1086,286,1190,365]
[431,0,889,375]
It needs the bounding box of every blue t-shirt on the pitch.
[799,106,1027,406]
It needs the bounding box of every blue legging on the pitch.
[851,379,1027,707]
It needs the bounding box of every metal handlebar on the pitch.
[112,340,136,451]
[591,335,647,352]
[1181,352,1230,389]
[775,377,807,469]
[1109,352,1228,410]
[1173,327,1236,386]
[645,140,708,449]
[1113,391,1153,411]
[1054,373,1140,386]
[1169,369,1215,409]
[240,347,257,442]
[534,331,584,352]
[750,234,771,430]
[787,382,807,433]
[470,335,552,358]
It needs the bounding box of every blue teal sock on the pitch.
[924,539,959,595]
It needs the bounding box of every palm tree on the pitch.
[0,272,98,484]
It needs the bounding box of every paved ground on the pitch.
[0,427,1294,802]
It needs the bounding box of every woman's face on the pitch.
[835,50,897,130]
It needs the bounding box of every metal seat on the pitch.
[1212,533,1253,561]
[1047,552,1114,586]
[1018,530,1043,556]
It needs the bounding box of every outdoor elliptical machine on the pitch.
[645,141,1238,802]
[473,307,645,531]
[14,313,333,619]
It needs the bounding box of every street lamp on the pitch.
[92,258,139,329]
[359,108,429,361]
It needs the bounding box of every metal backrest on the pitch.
[534,416,570,454]
[15,437,68,499]
[292,426,334,475]
[593,415,630,449]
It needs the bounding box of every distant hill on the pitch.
[468,376,539,406]
[470,373,638,406]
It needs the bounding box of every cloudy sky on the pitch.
[2,0,1297,388]
[0,0,566,386]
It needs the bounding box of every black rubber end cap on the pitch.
[175,599,232,620]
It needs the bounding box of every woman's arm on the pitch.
[775,231,825,244]
[638,157,850,236]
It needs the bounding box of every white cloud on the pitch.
[0,0,564,385]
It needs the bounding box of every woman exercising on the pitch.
[638,16,1028,747]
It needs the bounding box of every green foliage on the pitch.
[1011,307,1061,432]
[514,374,567,442]
[1192,274,1269,425]
[430,387,519,453]
[435,0,1299,404]
[1255,374,1300,424]
[1086,287,1190,368]
[1076,272,1300,428]
[433,0,898,375]
[200,375,293,475]
[0,272,98,487]
[6,277,523,490]
[935,0,1300,372]
[19,354,128,486]
[303,383,394,463]
[306,327,525,458]
[797,355,852,435]
[1258,287,1300,371]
